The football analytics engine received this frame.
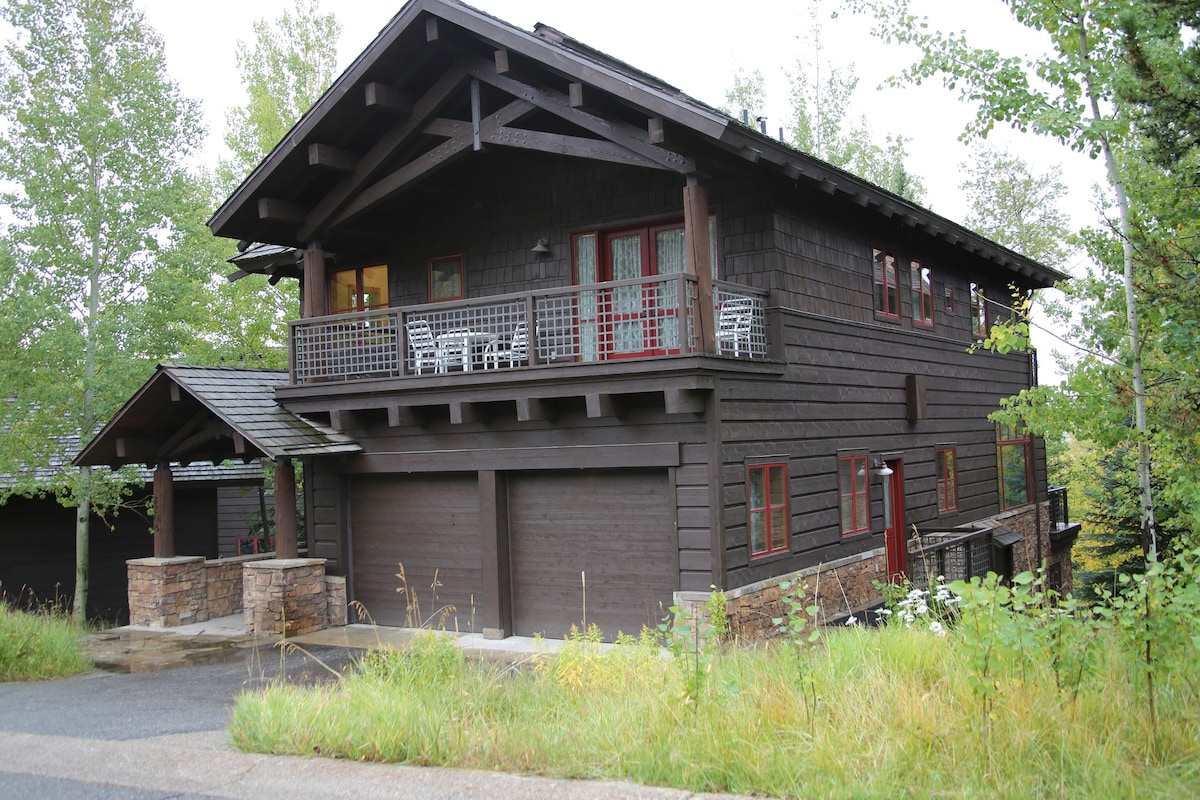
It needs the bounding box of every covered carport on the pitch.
[74,364,361,634]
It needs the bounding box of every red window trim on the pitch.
[748,462,790,558]
[997,425,1034,510]
[873,247,901,320]
[428,254,465,302]
[327,264,389,315]
[571,215,720,283]
[935,447,958,513]
[911,259,935,328]
[838,454,871,535]
[971,282,989,337]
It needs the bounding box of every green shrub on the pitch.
[0,602,92,681]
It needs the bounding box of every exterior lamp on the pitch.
[531,237,551,254]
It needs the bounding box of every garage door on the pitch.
[509,469,677,638]
[351,474,482,631]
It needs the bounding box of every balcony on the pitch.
[1048,485,1082,549]
[905,527,995,589]
[289,276,768,385]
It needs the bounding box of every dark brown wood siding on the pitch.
[719,307,1038,588]
[307,459,345,573]
[349,474,483,631]
[0,487,217,623]
[508,469,676,638]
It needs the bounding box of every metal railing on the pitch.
[905,527,994,589]
[1048,485,1071,529]
[289,276,768,383]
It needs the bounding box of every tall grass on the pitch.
[0,601,93,681]
[229,622,1200,798]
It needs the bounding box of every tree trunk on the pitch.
[1078,23,1157,557]
[73,467,90,623]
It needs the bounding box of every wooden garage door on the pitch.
[351,474,483,632]
[509,469,677,638]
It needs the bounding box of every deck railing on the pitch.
[1048,485,1071,529]
[290,276,768,383]
[905,527,994,590]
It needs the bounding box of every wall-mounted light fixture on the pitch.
[873,457,894,478]
[531,237,550,254]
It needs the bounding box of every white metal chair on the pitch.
[406,319,444,374]
[716,298,757,357]
[483,320,528,369]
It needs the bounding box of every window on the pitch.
[971,282,988,337]
[873,247,900,318]
[910,260,934,327]
[328,264,389,314]
[838,454,871,535]
[935,447,958,512]
[748,463,789,557]
[428,255,464,302]
[997,424,1033,509]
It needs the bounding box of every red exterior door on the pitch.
[884,459,907,582]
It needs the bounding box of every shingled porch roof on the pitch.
[74,365,361,468]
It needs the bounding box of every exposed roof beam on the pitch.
[468,56,695,174]
[647,117,664,144]
[488,126,665,169]
[364,81,414,115]
[328,98,535,230]
[308,143,359,173]
[258,198,307,224]
[298,59,471,241]
[515,397,556,423]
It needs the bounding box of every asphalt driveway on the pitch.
[0,641,759,800]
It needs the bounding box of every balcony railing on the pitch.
[1048,485,1071,529]
[289,276,768,384]
[905,527,995,590]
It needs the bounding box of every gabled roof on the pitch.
[208,0,1066,288]
[74,365,361,468]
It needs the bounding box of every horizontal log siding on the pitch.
[720,307,1037,589]
[306,461,344,573]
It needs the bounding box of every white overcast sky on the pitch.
[139,0,1106,265]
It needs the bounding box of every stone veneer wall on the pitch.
[127,556,207,628]
[325,575,348,627]
[683,548,888,643]
[985,503,1050,575]
[242,558,329,637]
[205,554,270,618]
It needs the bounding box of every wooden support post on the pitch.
[301,244,327,320]
[274,457,298,559]
[684,181,716,353]
[152,462,175,559]
[478,470,512,639]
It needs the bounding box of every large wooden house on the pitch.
[78,0,1077,639]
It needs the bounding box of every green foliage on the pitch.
[218,0,341,191]
[230,606,1200,798]
[0,600,92,681]
[658,586,728,705]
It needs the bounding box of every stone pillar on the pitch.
[243,558,328,637]
[152,462,175,559]
[126,556,207,627]
[274,457,298,559]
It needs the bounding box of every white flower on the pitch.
[916,602,929,615]
[874,608,893,618]
[845,615,859,626]
[929,621,947,637]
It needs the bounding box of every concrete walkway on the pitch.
[81,616,583,672]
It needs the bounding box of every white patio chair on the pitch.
[483,320,528,369]
[716,297,757,357]
[406,319,444,374]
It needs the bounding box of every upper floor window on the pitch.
[935,447,958,512]
[572,215,719,285]
[997,424,1033,509]
[838,454,871,535]
[748,462,789,557]
[429,255,464,302]
[910,260,934,327]
[873,248,900,319]
[328,264,388,314]
[971,282,989,337]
